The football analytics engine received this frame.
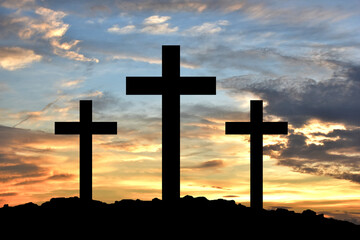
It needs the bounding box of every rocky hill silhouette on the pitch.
[1,195,359,236]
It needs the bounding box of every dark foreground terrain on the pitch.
[1,195,359,237]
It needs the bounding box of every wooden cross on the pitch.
[54,100,117,202]
[126,45,216,202]
[225,100,288,210]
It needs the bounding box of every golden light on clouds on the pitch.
[293,119,346,145]
[0,47,42,71]
[0,0,360,225]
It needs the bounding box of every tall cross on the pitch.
[225,100,288,210]
[126,45,216,202]
[54,100,117,202]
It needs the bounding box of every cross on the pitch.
[126,45,216,202]
[225,100,288,210]
[54,100,117,202]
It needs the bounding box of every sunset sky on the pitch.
[0,0,360,223]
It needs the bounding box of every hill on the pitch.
[1,195,359,236]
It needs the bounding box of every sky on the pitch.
[0,0,360,223]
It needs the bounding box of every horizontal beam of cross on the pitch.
[225,122,288,135]
[126,77,216,95]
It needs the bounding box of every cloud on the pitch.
[141,15,178,34]
[113,54,161,64]
[0,47,42,70]
[107,24,136,34]
[184,20,229,35]
[220,62,360,185]
[220,64,360,127]
[0,0,35,9]
[265,128,360,184]
[61,79,85,88]
[143,15,171,25]
[15,173,74,185]
[183,160,225,169]
[53,48,99,63]
[50,39,81,50]
[113,0,207,12]
[241,2,352,25]
[47,173,74,181]
[0,125,76,186]
[13,97,61,127]
[0,192,17,197]
[107,15,178,35]
[2,6,99,64]
[102,140,161,153]
[184,45,336,77]
[10,7,70,41]
[112,53,198,69]
[34,7,69,38]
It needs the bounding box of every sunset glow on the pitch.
[0,0,359,224]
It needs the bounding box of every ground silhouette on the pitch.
[1,195,359,237]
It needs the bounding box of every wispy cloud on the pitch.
[107,24,136,34]
[112,53,198,69]
[0,0,35,9]
[13,97,61,127]
[2,5,99,64]
[184,20,229,35]
[183,160,225,169]
[61,79,85,88]
[53,48,99,63]
[185,45,336,78]
[108,15,178,35]
[242,2,352,24]
[113,0,207,12]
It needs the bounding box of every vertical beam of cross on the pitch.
[54,100,117,202]
[225,100,288,210]
[126,45,216,202]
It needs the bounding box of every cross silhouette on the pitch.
[225,100,288,210]
[54,100,117,202]
[126,45,216,202]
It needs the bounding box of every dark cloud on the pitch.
[264,129,360,184]
[0,163,46,183]
[0,125,74,146]
[223,195,239,198]
[14,179,45,186]
[15,173,74,186]
[47,173,74,181]
[183,160,224,169]
[184,45,330,76]
[321,211,360,225]
[0,163,43,176]
[0,192,17,197]
[221,64,360,127]
[0,125,75,185]
[221,62,360,184]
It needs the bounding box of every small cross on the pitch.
[225,100,288,210]
[54,100,117,202]
[126,45,216,202]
